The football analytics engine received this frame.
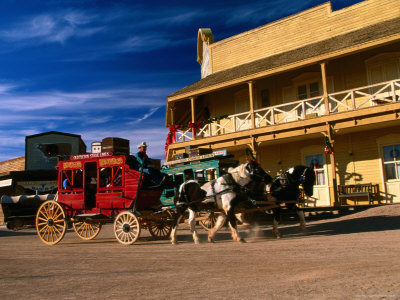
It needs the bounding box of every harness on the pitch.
[270,167,309,202]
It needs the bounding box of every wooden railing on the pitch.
[174,79,400,143]
[329,79,400,113]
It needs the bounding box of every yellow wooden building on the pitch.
[165,0,400,207]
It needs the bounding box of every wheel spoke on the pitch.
[36,201,66,245]
[39,224,49,233]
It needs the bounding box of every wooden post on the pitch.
[327,123,338,206]
[169,103,175,125]
[248,81,256,129]
[190,97,196,139]
[320,62,330,116]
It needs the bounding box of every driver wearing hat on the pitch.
[134,141,163,184]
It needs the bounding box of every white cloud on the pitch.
[127,107,161,125]
[0,83,17,94]
[0,87,170,112]
[0,10,102,44]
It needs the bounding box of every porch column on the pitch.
[169,103,176,125]
[250,136,259,163]
[327,123,338,206]
[320,62,330,116]
[248,81,256,129]
[190,97,196,139]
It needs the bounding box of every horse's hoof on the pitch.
[272,231,281,239]
[208,237,215,243]
[239,238,246,243]
[171,240,178,245]
[300,225,307,232]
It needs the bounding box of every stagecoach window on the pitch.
[62,170,72,189]
[383,144,400,180]
[195,170,205,184]
[98,166,122,188]
[306,154,325,185]
[73,169,83,188]
[174,173,184,186]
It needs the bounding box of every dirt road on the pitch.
[1,205,400,299]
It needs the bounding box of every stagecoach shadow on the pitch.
[0,227,37,237]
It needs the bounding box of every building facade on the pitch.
[165,0,400,206]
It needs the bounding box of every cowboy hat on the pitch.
[137,141,147,148]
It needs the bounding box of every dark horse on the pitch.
[268,165,315,238]
[170,160,272,244]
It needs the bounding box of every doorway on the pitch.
[84,162,97,209]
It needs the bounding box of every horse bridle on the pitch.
[283,166,309,186]
[299,167,309,183]
[246,161,266,182]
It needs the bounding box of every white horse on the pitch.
[170,161,271,244]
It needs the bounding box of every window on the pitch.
[306,154,325,185]
[383,144,400,180]
[261,89,270,107]
[297,82,319,115]
[297,82,319,100]
[195,170,205,184]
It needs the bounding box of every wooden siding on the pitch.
[0,157,25,176]
[210,0,400,73]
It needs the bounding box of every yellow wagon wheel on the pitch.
[36,200,67,245]
[148,210,173,240]
[198,211,219,231]
[73,221,102,240]
[114,211,141,245]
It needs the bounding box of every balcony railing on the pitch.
[174,78,400,143]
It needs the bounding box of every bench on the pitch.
[338,183,379,205]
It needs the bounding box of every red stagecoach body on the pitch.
[57,152,162,217]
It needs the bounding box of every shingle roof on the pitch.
[0,156,25,176]
[169,18,400,99]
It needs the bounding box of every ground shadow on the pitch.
[272,215,400,239]
[0,227,37,237]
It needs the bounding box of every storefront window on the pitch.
[383,144,400,180]
[306,154,325,185]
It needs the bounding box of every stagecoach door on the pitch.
[84,162,97,209]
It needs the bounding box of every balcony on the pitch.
[173,78,400,143]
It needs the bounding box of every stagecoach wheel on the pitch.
[36,200,67,245]
[148,210,173,240]
[73,221,102,240]
[114,211,141,245]
[198,211,218,231]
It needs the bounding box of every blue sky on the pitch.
[0,0,363,161]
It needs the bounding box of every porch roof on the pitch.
[168,18,400,101]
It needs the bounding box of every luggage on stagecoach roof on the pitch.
[101,137,130,155]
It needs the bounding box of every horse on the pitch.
[170,160,272,244]
[268,165,316,238]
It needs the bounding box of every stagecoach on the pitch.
[159,149,238,230]
[36,152,173,245]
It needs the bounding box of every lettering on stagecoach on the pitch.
[63,161,82,169]
[70,152,113,160]
[99,157,124,167]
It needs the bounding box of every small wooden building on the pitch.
[25,131,86,170]
[165,0,400,206]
